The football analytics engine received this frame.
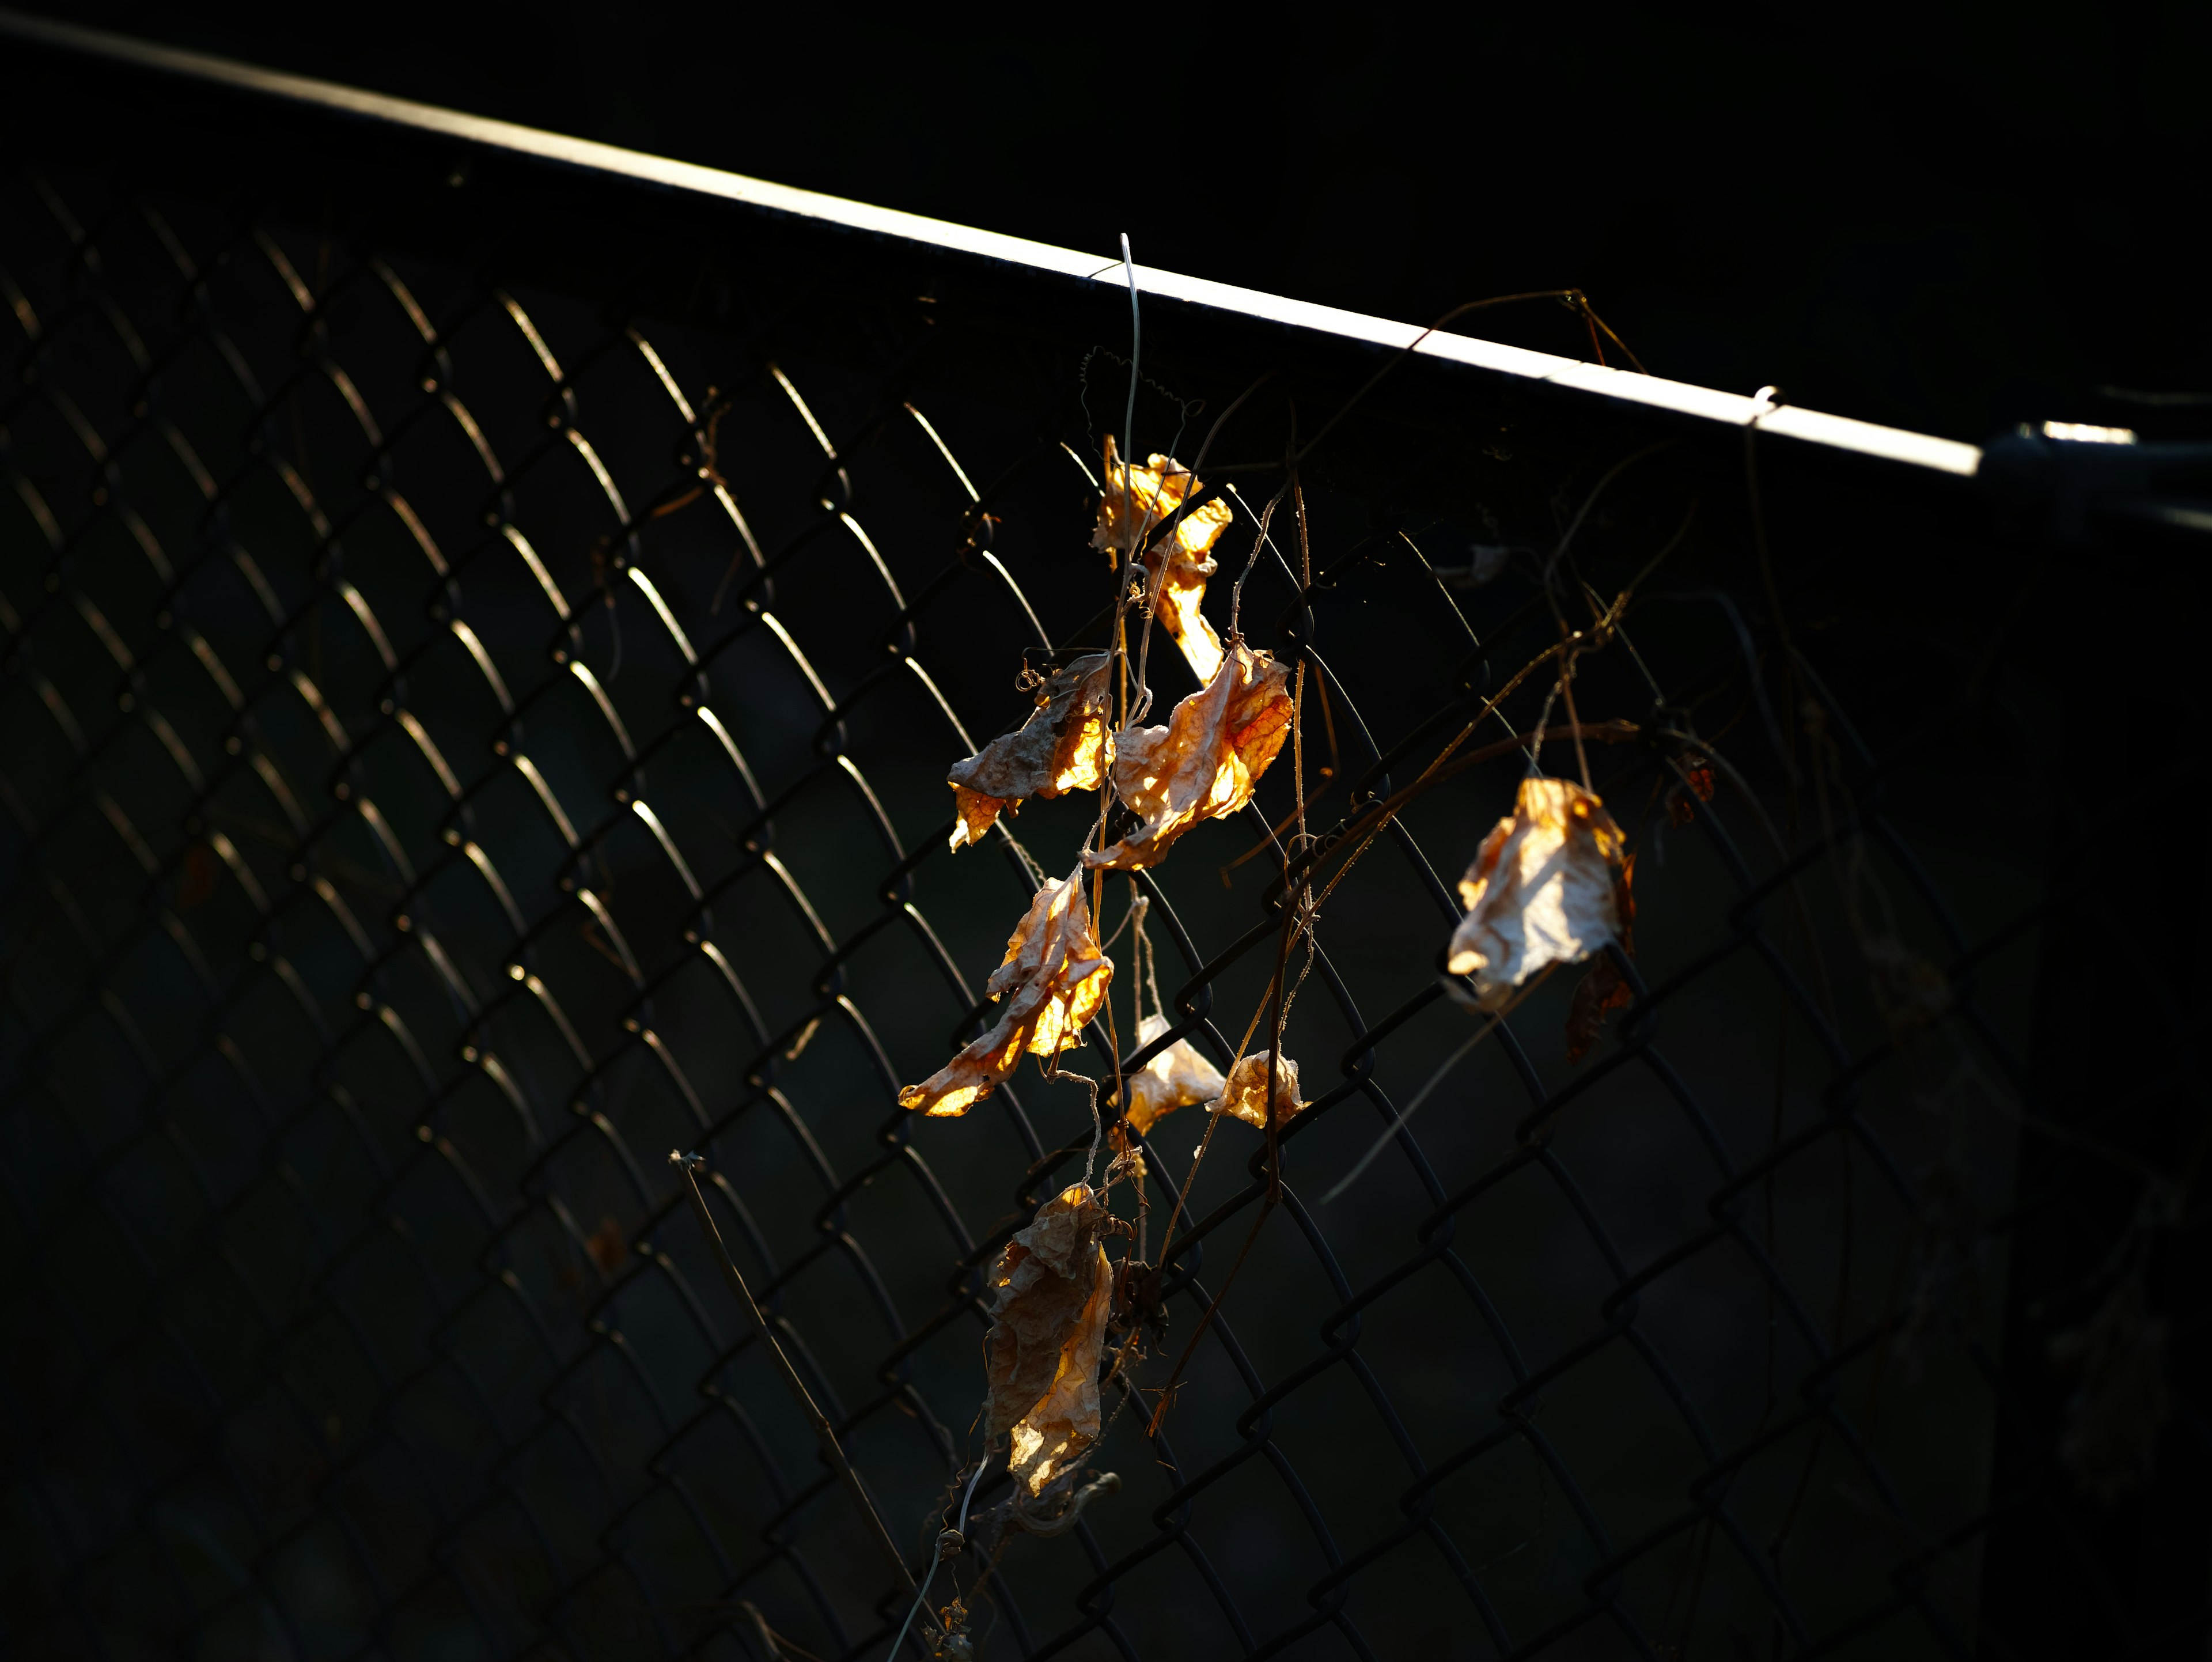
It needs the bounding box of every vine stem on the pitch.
[668,1154,926,1629]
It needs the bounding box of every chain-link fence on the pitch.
[3,22,2206,1662]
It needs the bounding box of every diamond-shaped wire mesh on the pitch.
[2,153,2052,1662]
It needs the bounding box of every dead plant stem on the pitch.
[668,1154,925,1619]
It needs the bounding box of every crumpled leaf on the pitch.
[1123,1013,1227,1135]
[898,871,1113,1116]
[1092,435,1199,559]
[1211,1050,1305,1129]
[984,1182,1113,1497]
[1083,642,1293,871]
[1564,852,1637,1063]
[946,654,1115,851]
[1447,777,1627,1012]
[1142,497,1234,684]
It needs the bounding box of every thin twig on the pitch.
[668,1154,926,1622]
[1321,968,1558,1203]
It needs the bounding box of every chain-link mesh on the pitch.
[0,140,2079,1662]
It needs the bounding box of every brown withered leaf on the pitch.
[1142,496,1234,684]
[946,653,1115,851]
[1124,1013,1227,1135]
[898,869,1113,1116]
[984,1182,1114,1497]
[1084,642,1293,872]
[1447,777,1627,1011]
[1092,435,1199,561]
[1211,1050,1305,1130]
[1565,853,1637,1063]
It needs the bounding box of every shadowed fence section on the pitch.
[3,22,2206,1662]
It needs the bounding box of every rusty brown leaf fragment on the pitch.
[1667,758,1717,826]
[1448,777,1628,1012]
[1565,852,1637,1063]
[1084,642,1294,872]
[984,1182,1114,1497]
[946,653,1115,851]
[1124,1013,1227,1135]
[1211,1050,1304,1129]
[897,870,1113,1117]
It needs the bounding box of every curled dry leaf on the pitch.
[1447,777,1627,1012]
[1084,642,1293,872]
[1142,497,1234,684]
[1564,852,1637,1063]
[946,653,1115,851]
[1211,1050,1305,1130]
[1092,435,1198,559]
[897,870,1113,1117]
[1124,1012,1227,1135]
[984,1182,1113,1497]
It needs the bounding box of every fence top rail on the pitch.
[0,4,1984,482]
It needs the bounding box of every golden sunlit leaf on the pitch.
[1143,495,1233,683]
[1084,642,1293,872]
[946,654,1115,851]
[1092,436,1199,561]
[984,1182,1113,1497]
[1565,851,1637,1063]
[1124,1013,1227,1135]
[897,869,1114,1116]
[1447,777,1627,1012]
[1211,1050,1304,1129]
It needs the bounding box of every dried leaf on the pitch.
[1461,543,1512,585]
[1447,777,1627,1012]
[1667,759,1717,825]
[1084,642,1293,872]
[1564,853,1637,1063]
[946,654,1115,851]
[1092,435,1199,559]
[898,870,1113,1116]
[1143,497,1234,683]
[1210,1050,1304,1130]
[1124,1013,1227,1135]
[984,1182,1113,1496]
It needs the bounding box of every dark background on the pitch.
[31,1,2212,443]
